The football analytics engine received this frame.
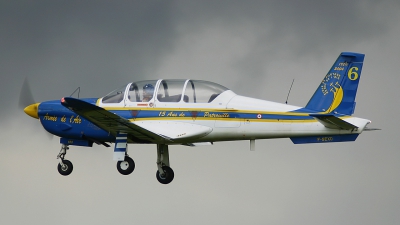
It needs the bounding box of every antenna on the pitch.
[70,87,80,98]
[285,79,295,104]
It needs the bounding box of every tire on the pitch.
[156,166,174,184]
[117,156,135,175]
[58,160,73,176]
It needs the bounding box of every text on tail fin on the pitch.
[305,52,365,115]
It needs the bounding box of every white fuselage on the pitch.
[119,90,371,143]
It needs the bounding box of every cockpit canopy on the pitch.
[101,79,229,104]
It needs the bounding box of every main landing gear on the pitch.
[156,144,174,184]
[116,154,135,175]
[57,144,73,176]
[115,144,175,184]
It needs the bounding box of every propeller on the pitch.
[19,77,35,110]
[19,77,53,139]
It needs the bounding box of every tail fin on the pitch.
[305,52,365,115]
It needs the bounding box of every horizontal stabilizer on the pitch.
[363,127,381,131]
[291,134,359,144]
[310,114,358,130]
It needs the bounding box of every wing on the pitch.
[61,97,212,144]
[310,114,358,130]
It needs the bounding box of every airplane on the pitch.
[22,52,375,184]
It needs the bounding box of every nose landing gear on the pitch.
[57,144,73,176]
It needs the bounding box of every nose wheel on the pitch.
[57,144,73,176]
[58,160,73,176]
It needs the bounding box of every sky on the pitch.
[1,1,399,224]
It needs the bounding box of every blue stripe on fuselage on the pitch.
[108,109,316,121]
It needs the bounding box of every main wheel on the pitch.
[58,160,73,176]
[156,166,174,184]
[117,156,135,175]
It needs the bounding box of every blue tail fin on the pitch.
[305,52,365,115]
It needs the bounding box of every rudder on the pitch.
[305,52,365,115]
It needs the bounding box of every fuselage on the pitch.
[31,79,370,145]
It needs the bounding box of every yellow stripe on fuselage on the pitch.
[100,106,312,116]
[130,116,352,123]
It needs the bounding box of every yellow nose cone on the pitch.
[24,103,40,119]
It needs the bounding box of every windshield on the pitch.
[101,85,127,103]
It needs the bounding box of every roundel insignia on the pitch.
[131,110,139,118]
[257,114,262,119]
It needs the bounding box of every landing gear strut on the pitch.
[57,144,73,176]
[156,144,174,184]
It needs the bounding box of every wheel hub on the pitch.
[119,161,129,170]
[159,173,166,179]
[61,165,68,171]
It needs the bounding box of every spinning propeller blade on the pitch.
[19,77,35,109]
[19,77,53,139]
